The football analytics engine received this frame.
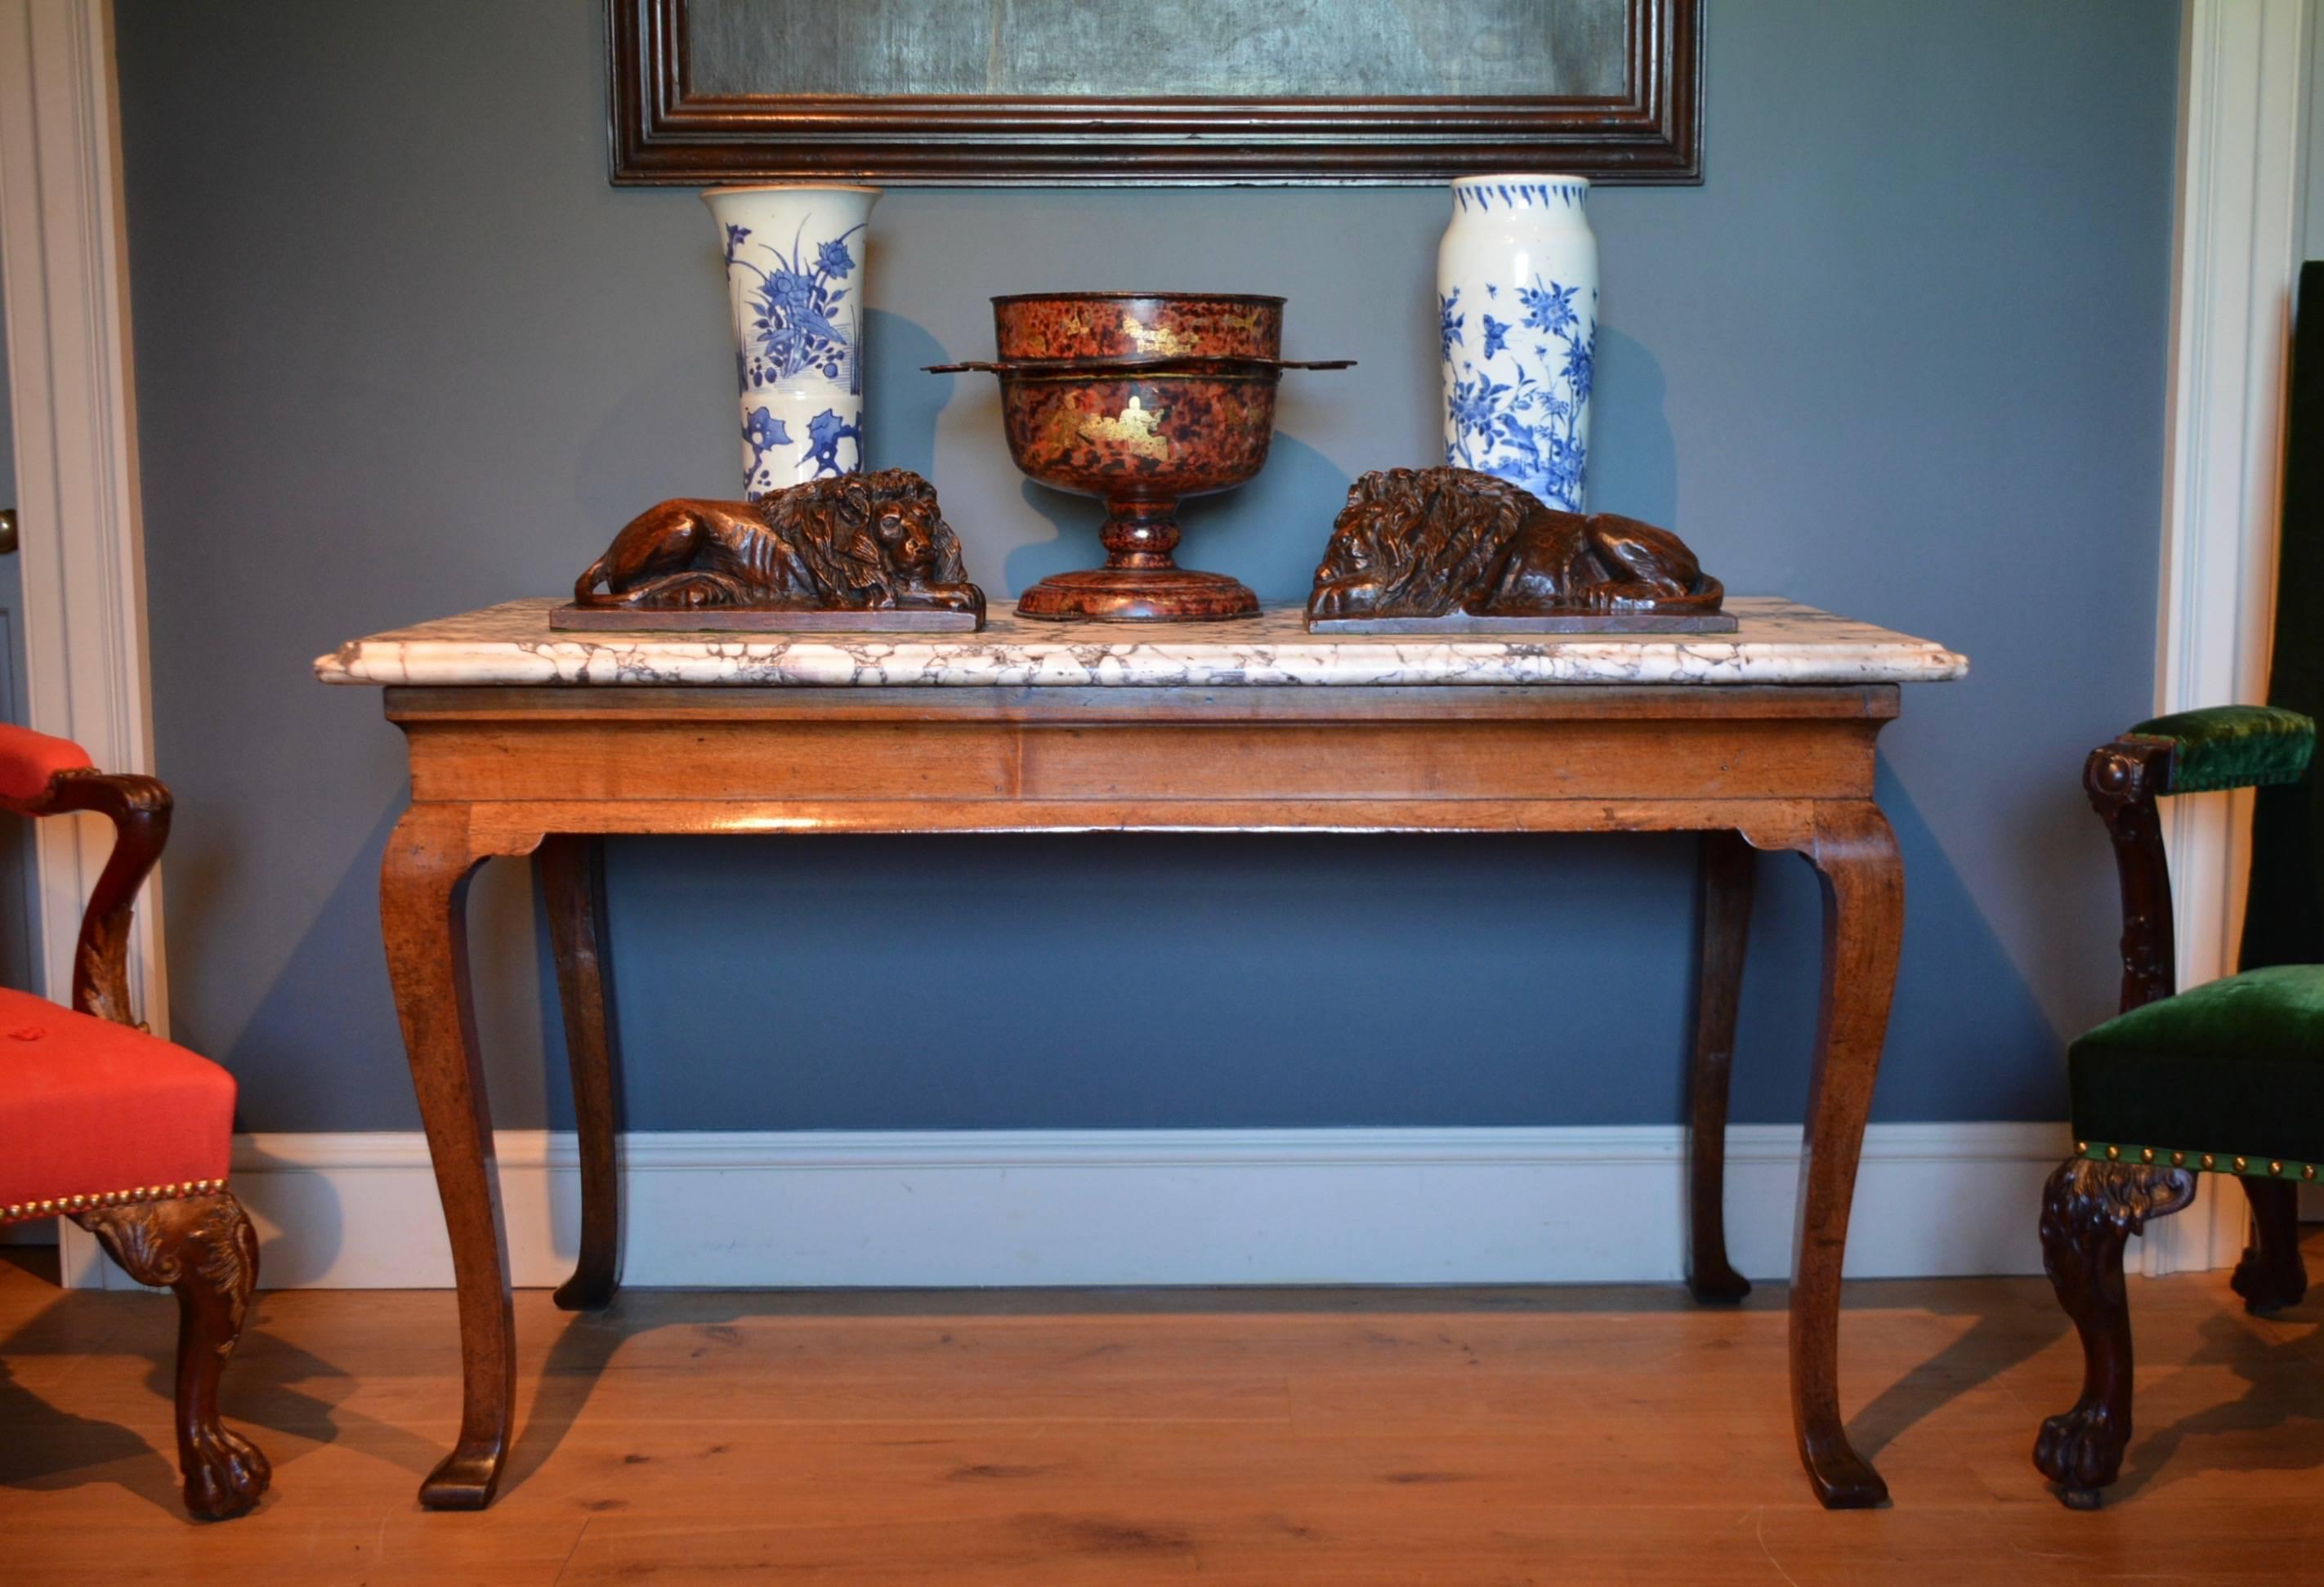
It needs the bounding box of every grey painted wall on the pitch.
[2308,10,2324,262]
[114,0,2178,1133]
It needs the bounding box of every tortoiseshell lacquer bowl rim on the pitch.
[926,356,1346,376]
[990,291,1288,306]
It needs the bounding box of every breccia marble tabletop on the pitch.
[315,597,1967,689]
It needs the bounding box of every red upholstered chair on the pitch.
[0,725,268,1520]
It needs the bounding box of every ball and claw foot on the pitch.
[185,1424,272,1522]
[2035,1402,2128,1511]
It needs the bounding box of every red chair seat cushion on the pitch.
[0,986,235,1219]
[0,724,93,805]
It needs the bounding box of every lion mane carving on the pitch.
[1306,467,1723,624]
[573,468,985,619]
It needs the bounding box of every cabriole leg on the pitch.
[1687,829,1756,1303]
[2034,1157,2197,1507]
[1784,802,1903,1509]
[541,834,623,1311]
[382,802,514,1510]
[76,1191,270,1520]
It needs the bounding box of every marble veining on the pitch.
[315,597,1968,689]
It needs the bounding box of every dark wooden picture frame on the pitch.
[608,0,1701,186]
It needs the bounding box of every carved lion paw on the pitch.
[2034,1401,2127,1507]
[182,1423,271,1521]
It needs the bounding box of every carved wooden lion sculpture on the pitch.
[1307,467,1723,624]
[574,468,985,619]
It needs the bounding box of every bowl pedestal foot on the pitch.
[1016,500,1259,622]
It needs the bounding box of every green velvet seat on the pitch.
[2069,962,2324,1180]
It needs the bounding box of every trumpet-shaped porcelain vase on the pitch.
[704,184,880,498]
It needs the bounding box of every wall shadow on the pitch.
[1003,478,1091,597]
[1589,324,1677,527]
[227,797,549,1134]
[1724,757,2067,1125]
[863,308,952,480]
[1176,431,1354,604]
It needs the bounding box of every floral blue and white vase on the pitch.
[703,184,880,499]
[1437,174,1598,512]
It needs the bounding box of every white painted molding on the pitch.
[2144,0,2317,1279]
[53,1123,2089,1291]
[0,0,161,1290]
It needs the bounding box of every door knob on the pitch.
[0,509,15,555]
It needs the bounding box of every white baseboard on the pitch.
[47,1121,2171,1292]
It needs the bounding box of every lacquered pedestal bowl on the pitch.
[928,292,1351,622]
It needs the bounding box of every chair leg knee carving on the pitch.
[2033,1157,2197,1509]
[74,1191,270,1521]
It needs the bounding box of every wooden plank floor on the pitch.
[6,1239,2324,1585]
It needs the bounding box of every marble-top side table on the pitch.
[319,597,1966,1513]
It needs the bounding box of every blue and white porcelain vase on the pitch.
[703,184,880,498]
[1437,174,1598,512]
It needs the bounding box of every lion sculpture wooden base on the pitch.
[556,469,987,632]
[1305,467,1732,633]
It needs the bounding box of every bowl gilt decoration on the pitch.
[930,291,1352,622]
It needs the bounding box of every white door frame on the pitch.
[2142,0,2317,1274]
[0,0,163,1285]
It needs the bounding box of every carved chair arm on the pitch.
[2124,705,2315,794]
[2085,736,2175,1015]
[0,764,172,1029]
[2085,707,2315,1017]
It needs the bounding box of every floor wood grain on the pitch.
[5,1238,2323,1584]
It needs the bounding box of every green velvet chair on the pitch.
[2035,704,2318,1508]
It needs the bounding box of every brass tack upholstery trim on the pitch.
[2076,1142,2317,1181]
[0,1176,227,1225]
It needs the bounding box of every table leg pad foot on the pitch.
[552,1272,619,1312]
[1805,1450,1889,1510]
[420,1446,505,1511]
[1686,1268,1750,1305]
